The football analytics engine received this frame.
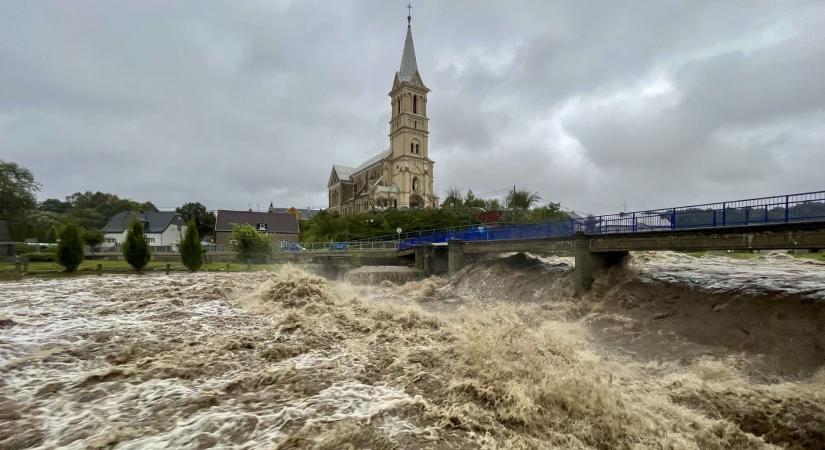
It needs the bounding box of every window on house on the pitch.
[147,237,155,244]
[257,223,267,231]
[229,239,238,245]
[106,238,116,245]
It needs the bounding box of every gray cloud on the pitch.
[1,0,824,215]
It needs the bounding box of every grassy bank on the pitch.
[0,260,283,280]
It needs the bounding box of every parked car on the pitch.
[332,242,349,251]
[283,243,306,252]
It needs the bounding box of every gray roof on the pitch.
[102,211,184,233]
[333,165,356,181]
[354,149,391,173]
[398,24,419,83]
[331,149,390,184]
[215,210,299,234]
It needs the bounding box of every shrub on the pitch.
[57,223,84,272]
[12,242,35,255]
[180,220,203,271]
[20,252,55,262]
[123,220,151,272]
[231,224,272,263]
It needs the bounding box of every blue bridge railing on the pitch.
[396,190,825,251]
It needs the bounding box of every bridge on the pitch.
[337,190,825,292]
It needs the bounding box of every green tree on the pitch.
[1,160,40,220]
[441,187,464,208]
[231,224,272,263]
[180,220,203,271]
[84,228,104,248]
[506,188,541,210]
[57,223,84,273]
[464,189,486,208]
[123,220,151,272]
[176,202,216,238]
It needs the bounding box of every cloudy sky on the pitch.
[2,0,824,215]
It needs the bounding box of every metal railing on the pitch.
[393,190,825,250]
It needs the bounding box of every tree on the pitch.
[176,202,216,238]
[123,220,151,272]
[464,189,486,208]
[441,187,464,208]
[84,228,104,250]
[57,223,84,273]
[0,160,40,220]
[231,224,272,263]
[506,188,541,209]
[180,220,203,271]
[65,191,157,229]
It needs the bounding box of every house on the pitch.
[266,203,321,221]
[328,12,437,215]
[215,210,300,247]
[102,212,187,247]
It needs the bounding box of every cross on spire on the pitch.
[407,2,412,26]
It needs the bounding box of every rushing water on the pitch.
[1,252,824,449]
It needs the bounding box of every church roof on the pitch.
[332,165,356,181]
[398,24,419,83]
[354,149,391,173]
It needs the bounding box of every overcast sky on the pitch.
[2,0,824,215]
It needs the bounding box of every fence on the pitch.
[395,190,825,250]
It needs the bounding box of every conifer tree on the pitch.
[123,219,151,272]
[57,222,84,273]
[180,220,203,271]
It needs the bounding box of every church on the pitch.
[327,12,437,215]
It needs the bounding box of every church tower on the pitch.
[388,9,435,209]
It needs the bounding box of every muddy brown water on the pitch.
[1,252,824,449]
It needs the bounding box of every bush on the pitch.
[57,223,84,272]
[180,220,203,271]
[12,242,35,255]
[123,220,151,272]
[231,224,272,263]
[20,252,55,262]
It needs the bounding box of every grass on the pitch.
[0,259,284,279]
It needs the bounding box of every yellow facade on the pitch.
[328,18,436,215]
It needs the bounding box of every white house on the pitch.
[102,211,187,247]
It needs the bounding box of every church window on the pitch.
[413,95,417,114]
[412,177,419,192]
[416,143,420,154]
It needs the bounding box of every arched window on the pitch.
[415,144,420,154]
[410,143,414,153]
[413,95,417,114]
[412,177,419,192]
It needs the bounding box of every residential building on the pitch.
[214,210,300,247]
[102,211,186,247]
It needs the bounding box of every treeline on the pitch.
[301,187,570,242]
[1,159,216,244]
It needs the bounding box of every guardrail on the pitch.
[395,190,825,250]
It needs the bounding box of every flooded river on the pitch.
[1,252,824,449]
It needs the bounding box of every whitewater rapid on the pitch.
[1,252,824,449]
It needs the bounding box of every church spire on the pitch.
[398,3,419,82]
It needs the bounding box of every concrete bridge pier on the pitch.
[448,240,467,274]
[574,232,628,294]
